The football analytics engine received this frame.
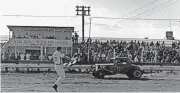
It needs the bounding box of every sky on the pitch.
[0,0,180,39]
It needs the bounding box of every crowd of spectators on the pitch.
[77,39,180,64]
[13,33,56,39]
[13,33,77,40]
[2,32,180,64]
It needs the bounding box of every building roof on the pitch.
[7,25,74,31]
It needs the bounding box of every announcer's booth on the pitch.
[2,25,73,61]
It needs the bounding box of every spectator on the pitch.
[20,53,25,60]
[26,52,31,60]
[24,33,29,39]
[75,32,79,44]
[161,41,165,48]
[48,54,53,61]
[101,52,106,61]
[52,36,56,39]
[37,33,42,39]
[1,54,4,60]
[156,41,160,49]
[87,37,92,44]
[149,41,154,48]
[15,52,18,60]
[72,35,75,45]
[93,53,99,62]
[172,42,176,49]
[39,54,45,61]
[134,55,139,62]
[17,53,20,60]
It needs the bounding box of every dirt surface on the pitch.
[1,72,180,92]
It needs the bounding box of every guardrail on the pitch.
[2,60,180,66]
[1,63,93,73]
[1,60,180,73]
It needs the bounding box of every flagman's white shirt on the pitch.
[53,50,65,64]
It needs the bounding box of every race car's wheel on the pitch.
[92,71,98,78]
[132,69,142,79]
[93,70,105,79]
[126,69,142,79]
[97,70,105,79]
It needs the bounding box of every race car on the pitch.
[92,57,143,79]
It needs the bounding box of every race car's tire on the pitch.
[126,68,143,80]
[96,70,105,79]
[131,69,143,79]
[93,70,105,79]
[126,65,143,80]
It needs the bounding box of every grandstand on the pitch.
[1,27,180,64]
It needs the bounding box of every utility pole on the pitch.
[89,18,92,38]
[76,6,91,42]
[87,18,92,62]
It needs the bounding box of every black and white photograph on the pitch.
[1,0,180,92]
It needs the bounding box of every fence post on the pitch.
[37,68,40,73]
[141,48,144,63]
[27,67,29,73]
[15,60,19,72]
[48,67,51,73]
[37,60,40,73]
[113,48,116,58]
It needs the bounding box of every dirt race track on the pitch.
[1,72,180,92]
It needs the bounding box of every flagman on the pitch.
[52,47,70,92]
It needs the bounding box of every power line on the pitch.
[92,17,180,20]
[92,0,179,21]
[2,14,78,18]
[85,22,122,28]
[120,0,158,17]
[109,0,158,23]
[127,0,173,18]
[3,14,180,21]
[111,0,174,24]
[140,0,179,18]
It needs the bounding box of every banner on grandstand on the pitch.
[8,39,72,47]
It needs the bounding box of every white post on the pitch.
[113,48,115,58]
[54,29,55,38]
[44,47,47,60]
[141,48,144,63]
[15,46,17,60]
[88,18,92,62]
[71,47,73,57]
[45,47,46,54]
[40,46,43,61]
[2,47,5,60]
[88,45,89,62]
[154,50,157,63]
[65,47,67,55]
